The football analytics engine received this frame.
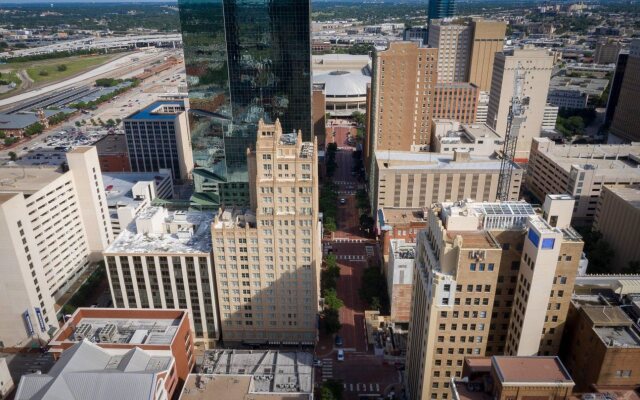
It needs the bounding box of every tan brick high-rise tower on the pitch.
[211,119,321,345]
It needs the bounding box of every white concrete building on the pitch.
[387,239,416,323]
[103,206,218,348]
[487,48,554,161]
[103,170,173,234]
[0,357,13,398]
[431,119,504,156]
[0,147,113,348]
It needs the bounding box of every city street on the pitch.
[317,140,399,399]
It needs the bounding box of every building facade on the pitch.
[467,20,507,92]
[428,0,455,26]
[428,21,472,83]
[610,40,640,143]
[527,138,640,226]
[211,119,320,345]
[124,101,193,181]
[178,0,312,203]
[452,356,575,400]
[433,83,479,124]
[593,185,640,272]
[594,40,622,65]
[48,307,195,390]
[367,41,438,165]
[0,147,113,349]
[103,207,219,347]
[487,48,554,161]
[605,51,629,126]
[371,150,522,213]
[94,134,131,172]
[406,196,583,400]
[387,239,416,323]
[562,302,640,391]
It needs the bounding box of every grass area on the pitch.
[25,54,113,83]
[0,71,22,86]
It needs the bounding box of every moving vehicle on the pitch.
[337,349,345,362]
[339,198,346,205]
[334,335,343,347]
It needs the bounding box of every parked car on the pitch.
[339,198,346,205]
[313,359,322,367]
[334,335,343,347]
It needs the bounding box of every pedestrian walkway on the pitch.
[321,359,333,382]
[336,254,366,261]
[343,383,381,393]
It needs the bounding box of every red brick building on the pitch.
[433,82,479,124]
[94,134,131,172]
[48,308,195,398]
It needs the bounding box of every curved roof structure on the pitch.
[313,70,370,98]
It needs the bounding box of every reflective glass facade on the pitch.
[178,0,312,205]
[428,0,455,25]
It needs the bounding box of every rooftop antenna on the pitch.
[497,62,529,201]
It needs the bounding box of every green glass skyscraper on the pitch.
[428,0,455,25]
[178,0,312,207]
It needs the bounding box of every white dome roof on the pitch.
[313,70,371,98]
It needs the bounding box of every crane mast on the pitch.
[497,62,529,201]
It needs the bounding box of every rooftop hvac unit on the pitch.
[74,324,93,341]
[99,323,118,343]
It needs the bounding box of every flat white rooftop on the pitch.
[105,207,213,254]
[375,151,518,171]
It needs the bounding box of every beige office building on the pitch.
[487,48,554,161]
[367,41,438,159]
[211,119,321,345]
[406,196,583,400]
[0,147,113,348]
[610,40,640,143]
[467,20,507,92]
[428,21,472,83]
[527,138,640,226]
[103,206,219,347]
[593,185,640,272]
[371,149,522,212]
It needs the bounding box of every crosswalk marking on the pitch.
[342,383,382,392]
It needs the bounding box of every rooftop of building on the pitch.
[0,109,59,130]
[94,133,128,155]
[0,165,64,195]
[436,82,479,90]
[105,206,213,254]
[533,138,640,178]
[374,150,518,171]
[447,231,501,249]
[390,239,416,259]
[603,185,640,209]
[179,350,313,400]
[312,70,370,97]
[124,100,185,121]
[433,120,503,146]
[50,308,188,349]
[550,76,610,95]
[378,207,427,228]
[594,325,640,348]
[103,171,171,207]
[15,340,173,400]
[493,356,574,384]
[213,207,257,230]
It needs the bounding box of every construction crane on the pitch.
[497,62,529,201]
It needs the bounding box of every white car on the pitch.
[337,349,345,362]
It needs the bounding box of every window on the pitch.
[470,263,477,271]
